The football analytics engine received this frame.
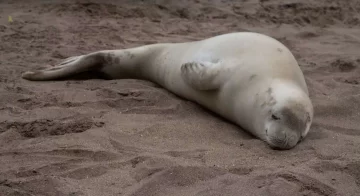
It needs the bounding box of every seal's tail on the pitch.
[21,54,100,81]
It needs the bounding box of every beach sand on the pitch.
[1,0,360,195]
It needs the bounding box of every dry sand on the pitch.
[1,0,360,195]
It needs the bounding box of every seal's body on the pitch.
[22,32,314,150]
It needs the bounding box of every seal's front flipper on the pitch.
[180,61,225,91]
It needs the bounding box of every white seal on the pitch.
[22,32,314,150]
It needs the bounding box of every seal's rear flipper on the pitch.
[180,61,225,91]
[22,53,101,81]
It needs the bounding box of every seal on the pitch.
[21,32,314,150]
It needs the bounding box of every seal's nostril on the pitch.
[298,135,304,142]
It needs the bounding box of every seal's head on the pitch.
[265,101,312,150]
[258,80,313,150]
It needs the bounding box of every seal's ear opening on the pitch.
[306,112,311,122]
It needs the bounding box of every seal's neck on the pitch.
[271,80,310,105]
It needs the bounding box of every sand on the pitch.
[1,0,360,195]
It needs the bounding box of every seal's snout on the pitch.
[268,142,296,150]
[266,131,300,150]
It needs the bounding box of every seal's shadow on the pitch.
[54,71,113,81]
[38,71,256,140]
[195,104,256,140]
[159,88,256,141]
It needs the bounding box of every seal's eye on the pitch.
[271,114,280,120]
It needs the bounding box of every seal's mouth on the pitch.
[265,129,298,150]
